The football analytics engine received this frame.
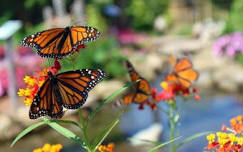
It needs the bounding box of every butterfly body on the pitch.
[122,61,151,105]
[29,69,106,119]
[21,26,100,58]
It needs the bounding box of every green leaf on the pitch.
[86,82,134,127]
[11,121,47,147]
[177,131,211,148]
[78,109,86,129]
[91,115,120,151]
[46,119,85,147]
[148,136,182,152]
[50,119,81,128]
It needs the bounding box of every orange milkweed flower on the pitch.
[230,115,243,134]
[205,115,243,152]
[17,60,61,106]
[33,143,63,152]
[98,142,115,152]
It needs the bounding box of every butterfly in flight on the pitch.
[165,57,198,88]
[21,26,100,59]
[121,60,151,105]
[29,69,106,119]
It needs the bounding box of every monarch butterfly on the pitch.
[29,69,106,119]
[122,60,151,105]
[21,26,100,58]
[165,57,198,88]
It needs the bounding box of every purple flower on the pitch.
[213,32,243,57]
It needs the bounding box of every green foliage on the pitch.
[148,136,182,152]
[0,0,51,26]
[91,115,120,151]
[11,80,132,151]
[125,0,169,30]
[236,53,243,66]
[86,4,108,33]
[224,0,243,33]
[177,131,212,149]
[11,121,47,147]
[87,81,134,126]
[59,37,126,79]
[211,0,232,10]
[24,0,49,10]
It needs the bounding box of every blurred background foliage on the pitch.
[0,0,242,77]
[224,0,243,33]
[124,0,169,30]
[1,0,241,41]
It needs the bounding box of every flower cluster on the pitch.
[33,143,63,152]
[138,81,200,111]
[17,60,61,106]
[151,81,200,103]
[205,132,242,152]
[229,115,243,134]
[98,142,115,152]
[213,32,243,57]
[205,115,243,152]
[136,99,158,111]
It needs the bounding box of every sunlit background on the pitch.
[0,0,242,151]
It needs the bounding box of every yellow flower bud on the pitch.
[24,88,32,96]
[24,98,32,106]
[33,148,42,152]
[160,81,168,89]
[17,89,25,96]
[42,143,51,152]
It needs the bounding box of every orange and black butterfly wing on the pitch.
[29,80,63,119]
[56,69,106,109]
[21,26,100,58]
[21,28,66,58]
[122,91,149,105]
[173,57,192,73]
[70,26,100,47]
[124,60,151,104]
[177,69,198,88]
[125,60,151,94]
[122,93,136,105]
[171,57,199,88]
[133,93,149,104]
[125,60,140,83]
[137,79,151,95]
[165,74,179,84]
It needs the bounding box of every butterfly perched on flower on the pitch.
[29,69,106,119]
[165,57,198,88]
[121,60,151,105]
[21,26,100,59]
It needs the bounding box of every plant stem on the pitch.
[169,106,176,152]
[78,109,92,152]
